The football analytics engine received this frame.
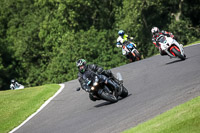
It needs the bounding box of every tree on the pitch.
[0,0,199,90]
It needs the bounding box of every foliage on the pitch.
[0,0,199,89]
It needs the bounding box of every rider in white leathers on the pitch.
[10,79,24,90]
[116,30,135,48]
[151,27,183,56]
[116,30,137,61]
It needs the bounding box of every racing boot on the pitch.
[106,79,121,98]
[103,85,112,94]
[106,79,120,92]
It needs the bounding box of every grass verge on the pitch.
[123,96,200,133]
[0,84,60,133]
[185,40,200,46]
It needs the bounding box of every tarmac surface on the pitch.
[15,44,200,133]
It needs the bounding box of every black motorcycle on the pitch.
[77,72,128,103]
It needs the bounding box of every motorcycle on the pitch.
[76,72,128,103]
[10,83,24,90]
[122,41,141,62]
[157,35,186,60]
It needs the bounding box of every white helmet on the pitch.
[151,27,160,35]
[11,79,15,83]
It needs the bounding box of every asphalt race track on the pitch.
[14,44,200,133]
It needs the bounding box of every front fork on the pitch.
[164,40,184,58]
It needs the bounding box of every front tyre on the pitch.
[171,47,185,60]
[134,50,141,61]
[100,91,118,103]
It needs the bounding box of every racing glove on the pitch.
[116,42,122,47]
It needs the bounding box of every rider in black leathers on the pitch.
[76,59,120,101]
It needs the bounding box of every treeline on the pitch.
[0,0,199,90]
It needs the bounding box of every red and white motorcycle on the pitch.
[157,35,186,60]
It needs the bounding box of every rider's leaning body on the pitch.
[116,30,135,48]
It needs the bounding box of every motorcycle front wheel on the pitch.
[133,50,141,61]
[171,47,186,60]
[100,91,118,103]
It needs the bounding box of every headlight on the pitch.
[93,82,98,86]
[91,86,95,91]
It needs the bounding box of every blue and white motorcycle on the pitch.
[121,41,141,62]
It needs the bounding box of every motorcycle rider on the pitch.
[76,59,120,101]
[151,27,183,56]
[10,79,20,90]
[116,30,136,61]
[116,30,136,48]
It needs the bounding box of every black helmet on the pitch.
[76,59,87,73]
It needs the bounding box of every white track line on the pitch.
[9,84,65,133]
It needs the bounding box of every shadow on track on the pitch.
[165,58,187,65]
[94,94,132,108]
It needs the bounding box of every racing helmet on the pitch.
[11,79,15,83]
[151,27,160,35]
[118,30,125,36]
[76,59,87,73]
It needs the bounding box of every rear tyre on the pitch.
[120,86,128,98]
[171,48,185,60]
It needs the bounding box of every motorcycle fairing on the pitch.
[159,36,185,58]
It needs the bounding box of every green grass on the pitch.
[185,40,200,47]
[123,96,200,133]
[0,84,60,133]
